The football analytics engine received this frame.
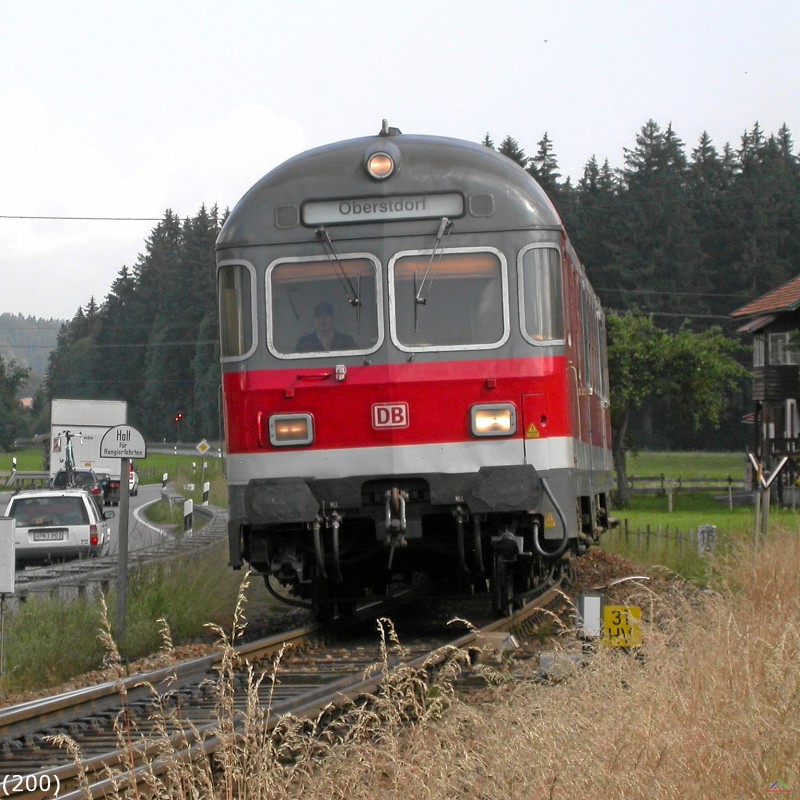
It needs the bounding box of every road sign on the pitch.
[0,518,14,595]
[603,605,642,648]
[747,452,789,489]
[196,439,211,454]
[100,425,147,459]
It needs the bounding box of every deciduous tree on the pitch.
[0,356,29,451]
[608,311,748,504]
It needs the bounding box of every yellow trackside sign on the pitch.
[603,605,642,648]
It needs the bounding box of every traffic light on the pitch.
[174,412,184,423]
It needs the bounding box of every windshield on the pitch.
[53,470,95,488]
[391,249,507,349]
[10,496,89,526]
[267,256,381,357]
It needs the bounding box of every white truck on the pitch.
[49,399,128,504]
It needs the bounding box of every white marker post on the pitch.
[183,499,193,534]
[101,426,147,650]
[196,439,211,505]
[0,517,15,680]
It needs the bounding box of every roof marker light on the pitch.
[366,152,395,180]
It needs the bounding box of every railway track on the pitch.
[0,579,564,799]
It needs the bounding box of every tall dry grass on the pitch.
[58,534,800,798]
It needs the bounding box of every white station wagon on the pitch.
[4,488,114,566]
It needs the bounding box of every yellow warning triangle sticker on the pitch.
[545,512,557,528]
[526,423,540,439]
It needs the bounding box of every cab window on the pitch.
[390,250,507,350]
[218,262,255,360]
[520,245,564,343]
[267,255,381,357]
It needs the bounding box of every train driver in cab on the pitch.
[296,301,357,352]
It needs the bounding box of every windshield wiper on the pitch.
[316,226,361,332]
[414,216,453,331]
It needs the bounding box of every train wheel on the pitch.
[310,568,336,624]
[492,557,515,617]
[559,559,575,588]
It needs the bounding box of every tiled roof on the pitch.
[731,274,800,318]
[735,314,776,334]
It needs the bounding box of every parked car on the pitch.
[5,488,114,566]
[51,468,104,513]
[128,464,139,496]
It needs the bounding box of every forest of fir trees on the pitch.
[37,119,800,449]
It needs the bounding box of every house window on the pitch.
[768,333,800,365]
[753,334,765,367]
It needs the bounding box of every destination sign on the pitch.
[302,192,464,226]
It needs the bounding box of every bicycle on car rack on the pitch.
[57,429,82,487]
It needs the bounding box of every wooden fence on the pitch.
[627,475,747,496]
[609,520,719,556]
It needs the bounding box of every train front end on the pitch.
[216,128,612,617]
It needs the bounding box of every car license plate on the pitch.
[33,529,66,542]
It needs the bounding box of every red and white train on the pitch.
[216,123,613,618]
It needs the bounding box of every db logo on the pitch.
[372,402,409,429]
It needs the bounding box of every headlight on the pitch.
[366,151,395,179]
[269,414,314,446]
[470,404,517,437]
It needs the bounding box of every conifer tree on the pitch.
[612,120,707,326]
[527,132,561,197]
[497,135,528,168]
[568,156,620,296]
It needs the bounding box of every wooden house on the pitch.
[731,275,800,481]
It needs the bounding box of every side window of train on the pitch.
[596,309,608,399]
[389,249,508,350]
[518,245,564,344]
[266,255,382,358]
[218,261,257,361]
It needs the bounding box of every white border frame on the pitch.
[217,259,258,363]
[265,253,384,360]
[388,246,510,353]
[517,243,566,347]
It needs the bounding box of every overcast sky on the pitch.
[1,0,798,320]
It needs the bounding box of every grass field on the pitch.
[626,449,746,480]
[50,523,800,799]
[607,452,800,585]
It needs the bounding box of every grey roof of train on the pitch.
[217,133,563,248]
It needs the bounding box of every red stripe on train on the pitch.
[223,356,581,453]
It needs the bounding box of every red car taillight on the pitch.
[90,525,99,546]
[92,487,101,496]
